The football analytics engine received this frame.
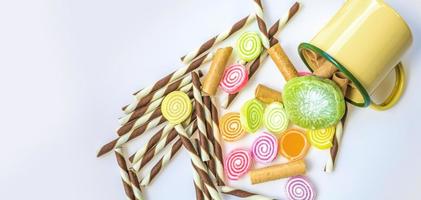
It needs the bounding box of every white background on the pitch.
[1,0,420,199]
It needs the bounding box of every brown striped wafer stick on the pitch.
[97,116,166,157]
[132,120,197,172]
[123,70,203,114]
[210,97,225,186]
[324,104,348,173]
[128,170,144,200]
[114,148,135,200]
[192,72,210,162]
[180,14,256,64]
[224,2,301,108]
[127,52,214,112]
[174,125,222,200]
[253,0,270,49]
[220,186,276,200]
[194,139,212,200]
[138,121,197,185]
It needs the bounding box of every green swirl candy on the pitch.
[240,98,265,133]
[264,102,289,134]
[236,32,262,62]
[283,76,345,130]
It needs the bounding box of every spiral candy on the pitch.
[224,149,252,180]
[161,91,192,124]
[240,99,265,133]
[285,176,316,200]
[219,112,246,142]
[251,132,278,163]
[220,64,249,94]
[236,32,263,62]
[263,102,289,134]
[307,126,335,150]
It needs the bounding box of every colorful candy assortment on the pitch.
[224,149,252,180]
[251,132,278,163]
[285,176,316,200]
[219,112,246,141]
[220,64,249,94]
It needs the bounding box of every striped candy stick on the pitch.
[128,52,214,111]
[138,121,197,185]
[180,14,256,64]
[97,116,166,157]
[324,104,348,173]
[175,125,222,200]
[122,70,203,115]
[132,120,197,172]
[210,97,225,186]
[224,2,301,108]
[220,186,276,200]
[193,139,212,200]
[191,72,210,162]
[253,0,270,49]
[114,148,135,200]
[128,170,144,200]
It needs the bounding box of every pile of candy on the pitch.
[96,1,352,200]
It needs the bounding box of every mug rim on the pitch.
[298,42,371,107]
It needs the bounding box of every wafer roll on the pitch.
[324,105,348,173]
[114,148,135,200]
[250,160,306,184]
[313,61,338,78]
[128,170,144,200]
[202,47,233,96]
[268,43,298,81]
[220,186,275,200]
[255,84,282,104]
[332,72,349,95]
[253,0,270,49]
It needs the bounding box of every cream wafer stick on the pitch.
[253,0,270,49]
[127,52,214,112]
[128,170,144,200]
[114,148,135,200]
[250,160,306,184]
[181,14,256,64]
[220,186,275,200]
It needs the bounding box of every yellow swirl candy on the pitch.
[219,112,246,142]
[161,91,192,124]
[306,126,336,150]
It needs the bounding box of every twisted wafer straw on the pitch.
[118,83,193,136]
[114,148,135,200]
[138,122,197,186]
[220,186,275,200]
[194,139,212,200]
[123,70,203,114]
[210,97,225,186]
[180,14,256,64]
[128,52,214,111]
[132,120,197,172]
[224,2,300,108]
[324,105,348,173]
[202,96,219,184]
[192,72,210,162]
[128,170,144,200]
[253,0,270,49]
[175,125,222,200]
[97,116,166,157]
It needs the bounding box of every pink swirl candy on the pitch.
[251,132,278,163]
[285,176,316,200]
[224,149,251,180]
[220,64,249,94]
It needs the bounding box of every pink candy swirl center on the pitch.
[251,132,278,163]
[224,149,251,180]
[220,64,249,94]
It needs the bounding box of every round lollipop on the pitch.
[219,112,246,142]
[220,64,249,94]
[283,76,345,129]
[279,129,310,161]
[251,132,278,163]
[263,102,289,134]
[224,149,252,180]
[307,126,336,150]
[240,99,265,133]
[236,32,263,62]
[285,176,316,200]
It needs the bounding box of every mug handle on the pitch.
[370,63,405,111]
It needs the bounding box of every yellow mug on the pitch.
[298,0,412,109]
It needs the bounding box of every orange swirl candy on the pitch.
[279,129,310,161]
[219,112,246,142]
